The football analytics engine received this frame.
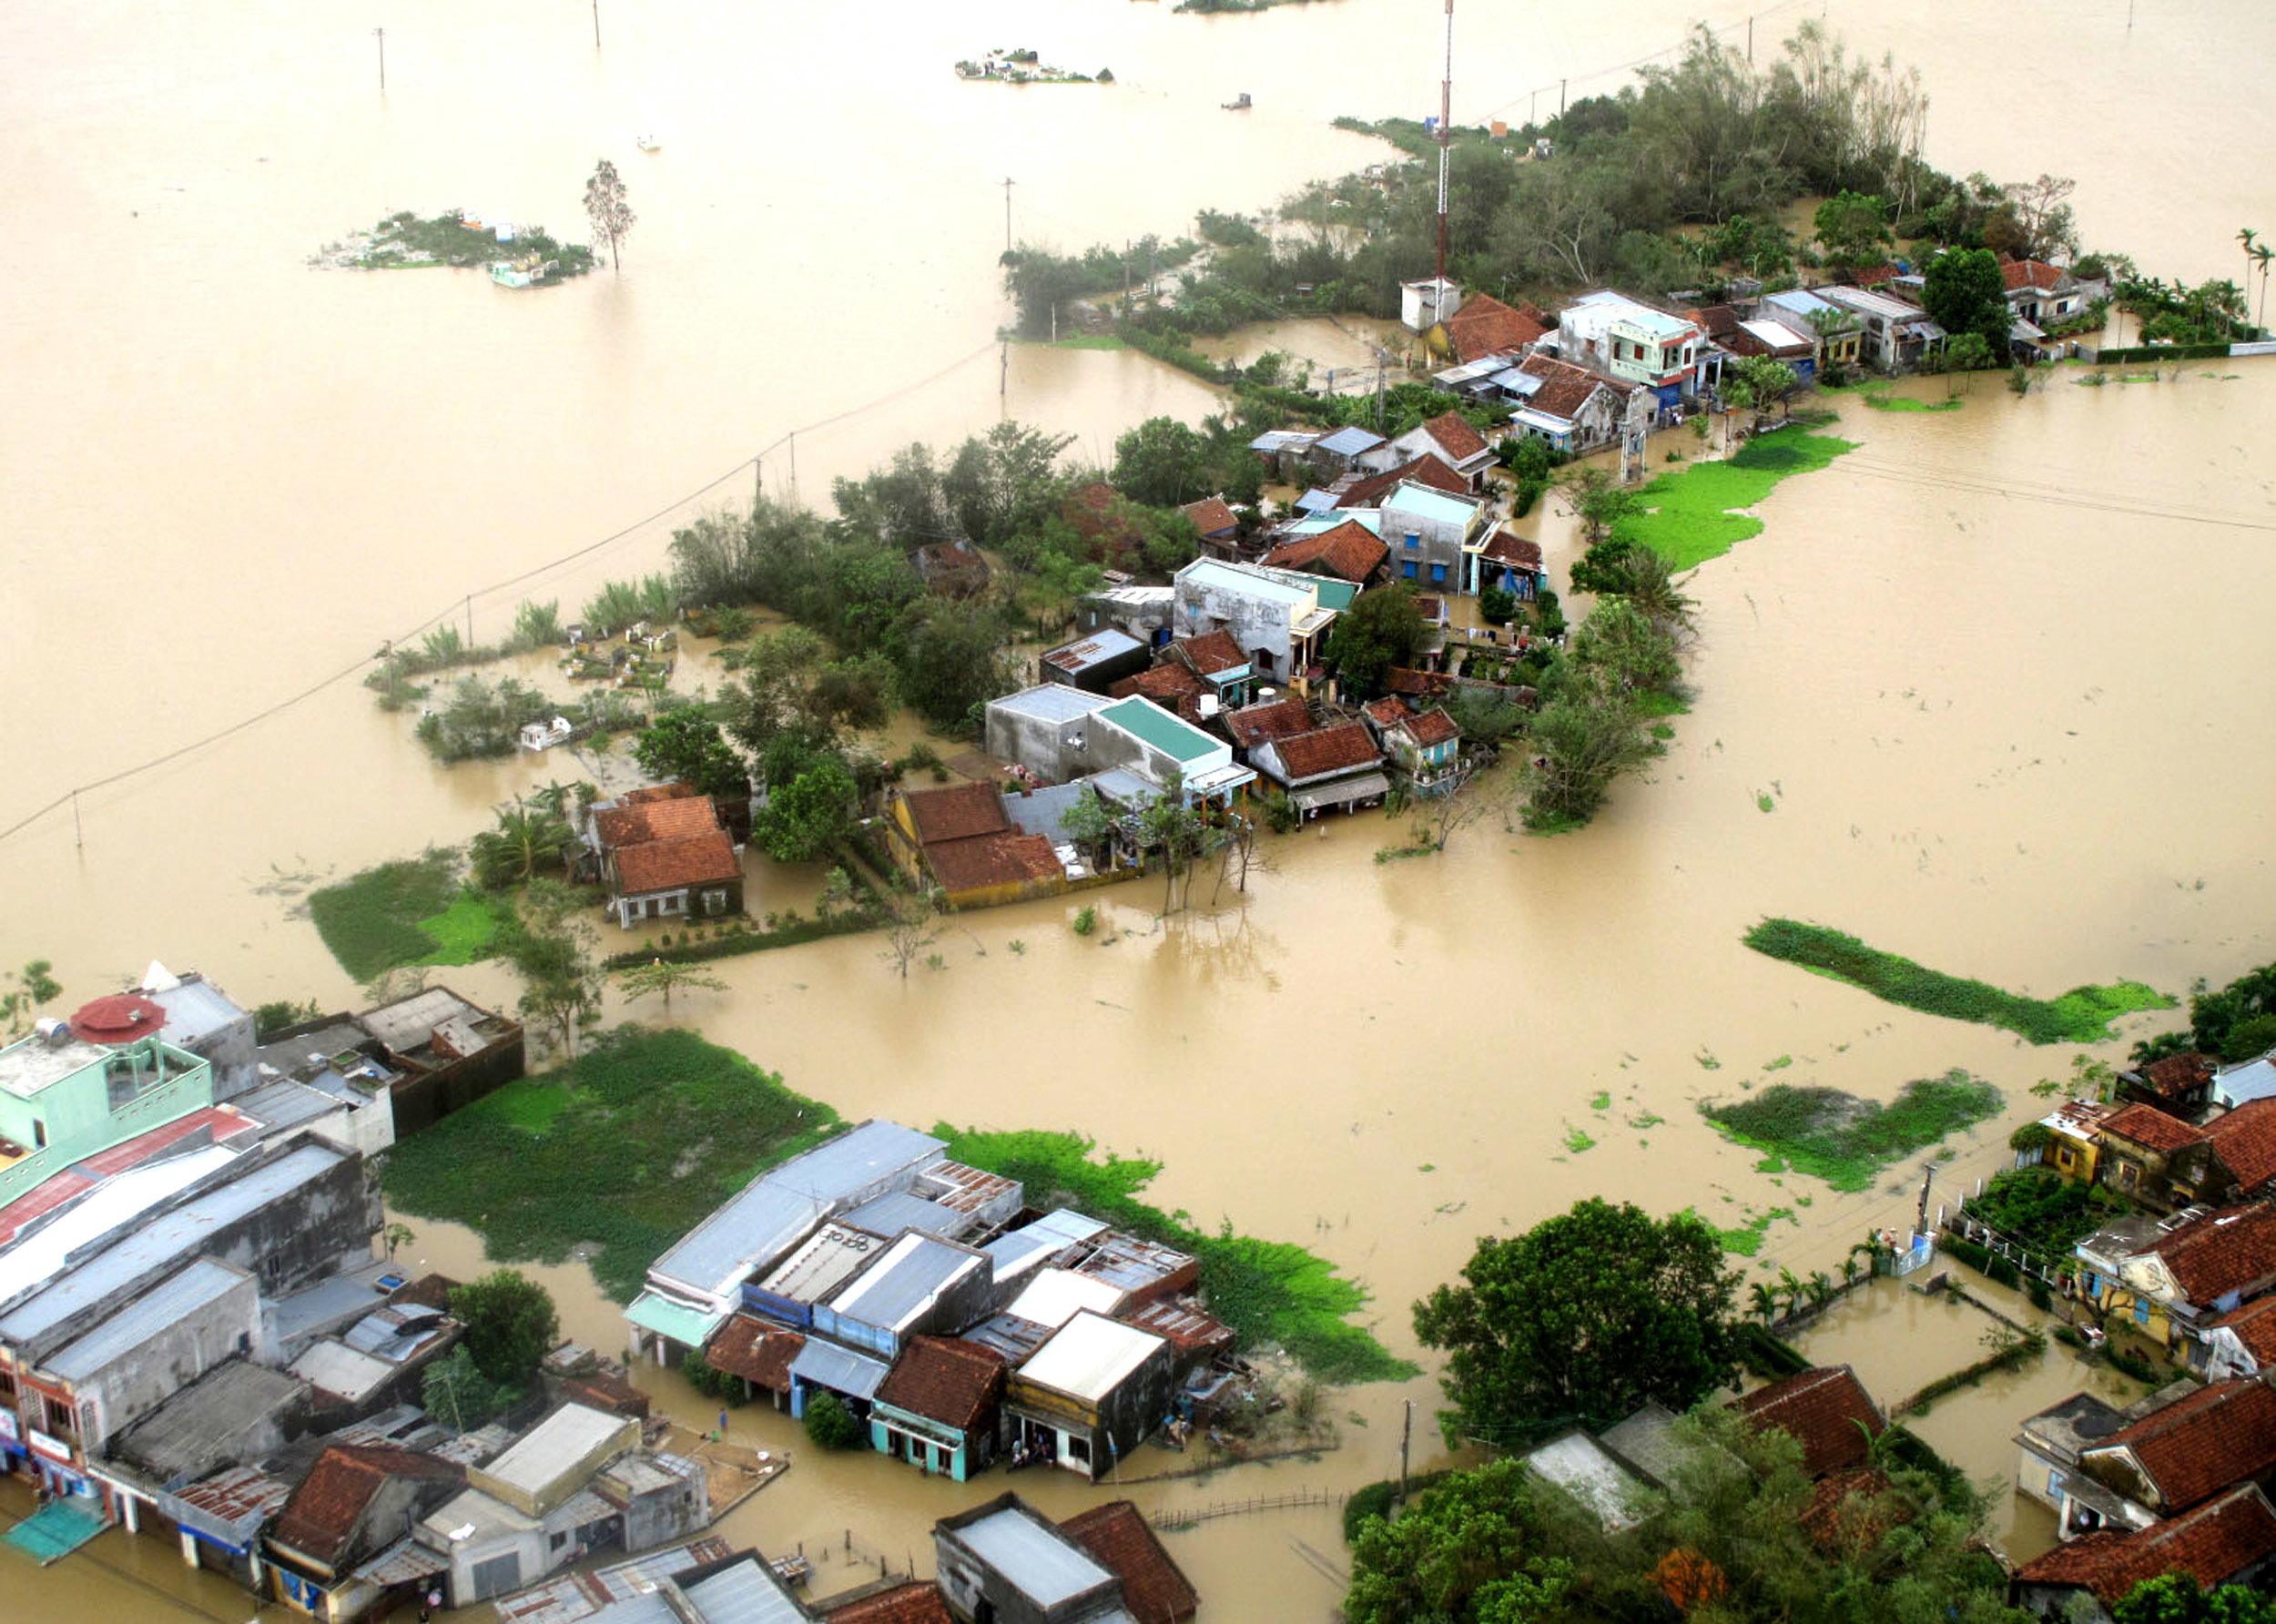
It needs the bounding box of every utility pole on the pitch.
[1560,77,1567,116]
[1915,1162,1936,1238]
[72,790,82,851]
[1001,176,1015,258]
[464,594,473,645]
[1398,1399,1413,1507]
[1373,348,1388,429]
[373,26,386,92]
[999,340,1008,409]
[1433,0,1453,292]
[787,432,797,495]
[1746,13,1753,63]
[591,0,601,49]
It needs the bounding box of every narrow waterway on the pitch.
[5,0,2276,1618]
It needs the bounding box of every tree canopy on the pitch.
[1324,584,1428,700]
[634,705,748,799]
[449,1269,560,1385]
[1414,1197,1739,1443]
[2114,1575,2276,1624]
[1923,247,2011,354]
[583,158,635,271]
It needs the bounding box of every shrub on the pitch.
[1941,1236,1991,1273]
[681,1349,743,1405]
[2106,1345,2159,1382]
[804,1392,865,1450]
[1985,1255,2021,1288]
[1072,906,1098,937]
[1478,587,1519,625]
[2029,1280,2053,1311]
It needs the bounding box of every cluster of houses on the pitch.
[625,1121,1243,1488]
[1977,1047,2276,1374]
[0,969,748,1619]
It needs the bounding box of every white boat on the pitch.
[635,133,661,152]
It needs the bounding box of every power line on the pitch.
[1837,455,2276,532]
[0,341,1000,848]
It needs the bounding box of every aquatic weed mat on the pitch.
[1699,1071,2004,1193]
[934,1124,1417,1385]
[1618,429,1857,572]
[307,849,510,980]
[1743,918,2171,1044]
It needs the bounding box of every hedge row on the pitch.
[1903,1329,2046,1412]
[2088,341,2236,363]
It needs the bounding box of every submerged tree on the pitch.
[584,157,635,271]
[615,957,729,1014]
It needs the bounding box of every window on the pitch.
[31,1120,45,1151]
[1404,533,1419,551]
[44,1396,75,1436]
[703,889,728,917]
[2134,1299,2152,1326]
[2057,1149,2074,1169]
[1403,561,1417,581]
[1430,563,1447,585]
[1254,649,1274,675]
[1066,1433,1092,1465]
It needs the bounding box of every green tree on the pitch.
[634,705,749,799]
[1570,596,1684,698]
[1111,416,1210,508]
[1924,247,2011,354]
[1324,584,1428,701]
[1521,678,1654,828]
[448,1269,560,1386]
[1344,1460,1575,1624]
[471,797,576,889]
[1558,465,1643,552]
[1942,330,1995,391]
[0,959,63,1040]
[1814,190,1894,268]
[505,881,602,1058]
[897,600,1015,731]
[804,1391,865,1449]
[583,157,635,271]
[1414,1197,1738,1443]
[615,957,729,1013]
[2115,1574,2276,1624]
[422,1346,513,1431]
[1730,354,1802,420]
[755,755,857,863]
[944,421,1078,544]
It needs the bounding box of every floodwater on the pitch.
[5,0,2276,1617]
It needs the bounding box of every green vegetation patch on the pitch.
[1863,391,1964,412]
[1700,1071,2005,1193]
[383,1028,843,1303]
[933,1125,1416,1385]
[1743,918,2173,1044]
[1618,431,1857,572]
[1965,1168,2130,1264]
[309,851,511,980]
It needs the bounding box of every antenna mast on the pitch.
[1435,0,1453,289]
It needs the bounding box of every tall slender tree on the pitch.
[584,158,635,272]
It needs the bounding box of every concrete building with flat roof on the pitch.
[1002,1311,1174,1483]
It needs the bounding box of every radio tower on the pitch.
[1435,0,1453,292]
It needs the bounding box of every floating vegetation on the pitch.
[1743,918,2172,1044]
[1564,1125,1597,1154]
[1700,1071,2006,1192]
[1619,430,1858,572]
[308,850,513,980]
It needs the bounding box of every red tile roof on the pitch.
[1180,497,1240,538]
[1060,1500,1200,1624]
[873,1336,1006,1432]
[2205,1099,2276,1191]
[2212,1296,2276,1367]
[1387,667,1455,697]
[594,794,721,851]
[924,832,1062,896]
[270,1446,464,1568]
[1267,724,1382,783]
[1688,304,1741,341]
[1109,663,1207,725]
[1518,353,1621,421]
[1419,411,1489,465]
[903,781,1011,846]
[1363,696,1407,727]
[2101,1102,2208,1156]
[622,782,698,805]
[1733,1366,1885,1478]
[615,830,741,896]
[1173,630,1246,676]
[2001,257,2068,293]
[2133,1052,2217,1101]
[1478,526,1544,572]
[2151,1204,2276,1304]
[1444,293,1550,364]
[1403,709,1461,748]
[2088,1378,2276,1512]
[1224,696,1315,751]
[1260,520,1387,584]
[705,1315,804,1394]
[1338,454,1469,509]
[2014,1485,2276,1603]
[1798,1467,1903,1554]
[813,1581,957,1624]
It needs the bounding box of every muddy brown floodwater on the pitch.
[5,0,2276,1618]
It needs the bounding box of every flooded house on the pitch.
[2072,1203,2276,1366]
[2009,1483,2276,1622]
[2015,1379,2199,1538]
[1552,289,1712,411]
[2091,1103,2208,1213]
[1383,411,1497,492]
[1731,1365,1885,1478]
[869,1335,1008,1481]
[1441,291,1549,366]
[263,1442,467,1620]
[934,1493,1169,1624]
[1178,496,1242,556]
[1812,284,1947,372]
[1001,1309,1174,1481]
[585,787,746,930]
[1036,629,1149,695]
[883,780,1066,910]
[1366,700,1463,796]
[2116,1051,2218,1116]
[1259,517,1387,588]
[349,985,524,1134]
[1170,558,1345,697]
[1247,724,1389,820]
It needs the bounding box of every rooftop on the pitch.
[946,1499,1114,1609]
[2203,1097,2276,1188]
[1041,630,1143,677]
[1060,1500,1199,1623]
[1523,1429,1651,1529]
[1005,1268,1124,1330]
[1179,496,1239,536]
[358,987,501,1059]
[2102,1102,2207,1155]
[1381,482,1482,527]
[987,685,1116,726]
[1015,1310,1165,1404]
[874,1335,1006,1431]
[481,1403,631,1496]
[925,830,1064,893]
[271,1445,463,1568]
[2014,1483,2276,1603]
[1224,696,1315,751]
[1098,696,1224,766]
[1267,725,1382,784]
[615,830,741,896]
[46,1259,250,1383]
[1733,1365,1885,1478]
[0,1028,136,1100]
[826,1232,985,1334]
[2087,1377,2276,1511]
[2151,1203,2276,1304]
[1315,425,1387,457]
[1259,520,1386,584]
[759,1223,891,1306]
[1176,557,1313,607]
[901,781,1012,847]
[113,1357,310,1482]
[702,1315,804,1394]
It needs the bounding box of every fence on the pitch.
[1150,1487,1347,1531]
[1936,1179,2072,1294]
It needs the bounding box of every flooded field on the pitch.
[5,0,2276,1617]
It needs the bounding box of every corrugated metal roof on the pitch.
[756,1223,882,1304]
[45,1259,249,1381]
[788,1339,889,1401]
[985,1210,1106,1279]
[1315,426,1386,455]
[955,1504,1113,1607]
[0,1143,239,1306]
[827,1233,982,1332]
[1005,1269,1123,1331]
[1041,629,1143,673]
[1098,698,1222,766]
[357,987,491,1055]
[0,1142,343,1347]
[625,1290,729,1349]
[1016,1311,1166,1405]
[683,1558,808,1624]
[290,1340,392,1400]
[483,1405,628,1495]
[1177,558,1311,604]
[963,1312,1053,1365]
[987,685,1116,725]
[231,1079,342,1134]
[840,1190,974,1243]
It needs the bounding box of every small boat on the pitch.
[635,133,661,152]
[1223,92,1252,110]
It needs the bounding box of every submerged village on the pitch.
[8,6,2276,1624]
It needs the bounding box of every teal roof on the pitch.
[626,1289,727,1349]
[1099,697,1217,765]
[1384,484,1481,526]
[1311,580,1359,611]
[1286,511,1381,539]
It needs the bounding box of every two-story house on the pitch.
[1365,701,1463,797]
[1171,558,1345,695]
[1555,290,1708,412]
[1380,482,1487,594]
[2093,1103,2207,1212]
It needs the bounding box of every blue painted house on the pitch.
[868,1335,1008,1481]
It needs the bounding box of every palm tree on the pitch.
[2253,243,2273,333]
[2238,228,2258,324]
[472,797,575,888]
[1747,1281,1779,1325]
[1777,1266,1804,1319]
[1804,1270,1835,1311]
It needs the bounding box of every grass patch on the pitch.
[1743,918,2173,1044]
[932,1125,1416,1385]
[1028,333,1127,350]
[1965,1168,2131,1265]
[1564,1126,1597,1154]
[1618,430,1857,572]
[309,850,511,980]
[382,1027,844,1303]
[1588,1090,1611,1111]
[1688,1204,1793,1257]
[1700,1071,2004,1193]
[1862,391,1964,413]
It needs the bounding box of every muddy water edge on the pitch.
[5,0,2276,1618]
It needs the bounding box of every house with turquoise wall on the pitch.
[0,1025,214,1206]
[868,1335,1007,1482]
